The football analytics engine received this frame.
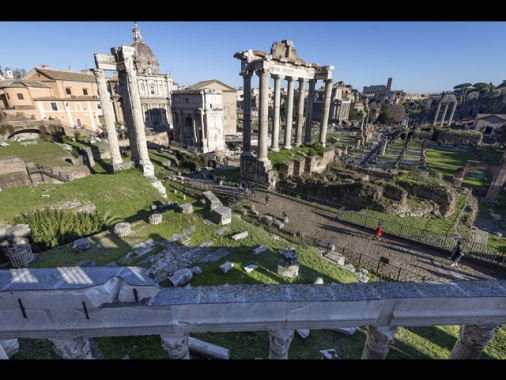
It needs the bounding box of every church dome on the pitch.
[130,23,159,75]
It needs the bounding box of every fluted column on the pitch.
[258,69,270,161]
[160,333,190,360]
[271,75,282,152]
[304,79,316,144]
[449,324,495,359]
[361,325,397,359]
[49,337,93,359]
[268,329,294,360]
[319,79,333,147]
[93,68,123,166]
[295,78,306,146]
[283,77,295,150]
[241,71,253,157]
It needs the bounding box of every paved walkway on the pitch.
[249,190,506,283]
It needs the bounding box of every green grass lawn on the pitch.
[2,137,506,360]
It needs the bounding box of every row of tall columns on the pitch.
[433,100,457,126]
[0,324,496,359]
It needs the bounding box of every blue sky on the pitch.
[2,21,506,95]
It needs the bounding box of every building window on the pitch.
[65,88,72,95]
[51,102,58,111]
[150,85,155,95]
[97,103,102,110]
[17,93,24,100]
[83,89,88,95]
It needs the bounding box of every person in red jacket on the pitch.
[374,223,383,240]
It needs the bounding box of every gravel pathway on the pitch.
[249,190,506,283]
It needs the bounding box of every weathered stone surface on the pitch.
[169,268,193,287]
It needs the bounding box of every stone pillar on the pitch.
[441,101,450,126]
[447,100,457,126]
[284,76,295,150]
[361,325,397,359]
[117,67,139,164]
[92,68,123,167]
[319,79,333,147]
[271,75,282,152]
[449,324,495,359]
[241,71,253,157]
[268,329,294,359]
[304,79,316,144]
[380,138,387,155]
[116,46,154,176]
[49,337,93,359]
[295,78,306,146]
[258,69,270,161]
[160,333,190,360]
[433,100,442,125]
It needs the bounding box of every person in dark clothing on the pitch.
[448,241,464,267]
[265,193,270,206]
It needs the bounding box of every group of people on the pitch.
[373,221,465,268]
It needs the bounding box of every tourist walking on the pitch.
[374,223,383,240]
[265,193,270,206]
[448,241,464,267]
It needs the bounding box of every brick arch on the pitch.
[453,152,506,201]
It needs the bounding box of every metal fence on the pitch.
[275,186,506,268]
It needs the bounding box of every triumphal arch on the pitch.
[234,40,334,190]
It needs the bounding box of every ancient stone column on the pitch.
[160,333,190,360]
[433,100,442,126]
[268,329,294,359]
[92,68,123,168]
[283,76,295,150]
[295,78,306,147]
[116,46,154,176]
[447,100,457,126]
[49,337,93,359]
[441,100,450,126]
[240,71,253,157]
[319,78,333,147]
[114,222,131,237]
[304,79,316,144]
[271,74,282,152]
[449,324,495,359]
[361,325,397,359]
[258,69,270,161]
[116,67,139,164]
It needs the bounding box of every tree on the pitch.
[453,83,472,101]
[386,103,406,124]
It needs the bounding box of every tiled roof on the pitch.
[35,68,96,83]
[0,80,51,89]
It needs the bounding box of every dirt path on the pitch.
[250,190,506,283]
